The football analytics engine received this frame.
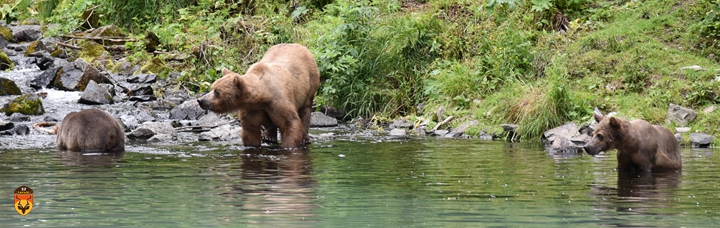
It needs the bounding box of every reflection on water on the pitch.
[0,139,718,227]
[55,151,125,167]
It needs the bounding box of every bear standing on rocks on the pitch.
[34,108,125,152]
[583,108,681,172]
[197,43,321,148]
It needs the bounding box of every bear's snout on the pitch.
[583,145,601,156]
[197,97,211,110]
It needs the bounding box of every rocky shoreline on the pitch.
[0,23,716,152]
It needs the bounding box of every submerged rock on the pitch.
[689,133,714,148]
[0,77,21,96]
[310,112,338,127]
[1,94,44,115]
[549,135,577,153]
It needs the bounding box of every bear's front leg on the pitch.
[239,111,264,147]
[268,110,304,148]
[298,105,312,145]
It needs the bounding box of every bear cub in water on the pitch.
[583,108,681,172]
[34,108,125,152]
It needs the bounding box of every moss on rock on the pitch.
[0,77,21,96]
[0,25,13,42]
[0,50,13,70]
[78,40,109,63]
[141,57,166,74]
[1,94,45,115]
[24,40,48,56]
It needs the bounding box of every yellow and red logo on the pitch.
[14,186,33,216]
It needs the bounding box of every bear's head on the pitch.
[583,109,626,156]
[197,67,247,113]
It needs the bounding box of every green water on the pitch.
[1,138,719,227]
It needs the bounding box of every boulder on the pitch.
[389,118,414,129]
[54,59,111,91]
[478,132,494,140]
[310,112,338,127]
[0,25,13,42]
[11,25,42,42]
[689,132,714,148]
[319,106,345,120]
[389,128,406,136]
[78,80,113,105]
[198,124,241,141]
[0,77,21,96]
[666,103,696,126]
[127,73,157,83]
[703,105,717,114]
[0,50,13,70]
[9,113,30,122]
[0,123,29,136]
[0,119,13,131]
[433,129,449,136]
[445,120,479,138]
[542,122,580,147]
[170,99,205,120]
[1,94,44,115]
[549,135,577,153]
[128,122,177,140]
[24,40,50,56]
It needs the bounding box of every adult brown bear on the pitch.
[197,43,321,148]
[583,109,682,172]
[34,108,125,152]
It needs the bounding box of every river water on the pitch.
[1,136,718,227]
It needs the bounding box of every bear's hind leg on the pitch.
[298,105,312,145]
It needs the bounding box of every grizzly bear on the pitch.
[34,108,125,152]
[583,109,681,172]
[197,43,321,148]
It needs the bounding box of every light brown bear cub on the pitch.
[583,109,681,172]
[197,43,321,148]
[34,108,125,152]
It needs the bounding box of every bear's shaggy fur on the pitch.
[583,109,681,172]
[197,43,320,148]
[56,108,125,152]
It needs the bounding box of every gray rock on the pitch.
[579,121,597,136]
[415,119,430,135]
[549,135,577,153]
[0,36,7,49]
[570,134,591,147]
[310,112,338,127]
[675,127,691,134]
[30,66,61,89]
[127,73,157,83]
[54,59,111,91]
[666,103,696,126]
[0,119,14,131]
[0,77,21,96]
[198,125,241,141]
[389,118,414,129]
[11,25,42,42]
[689,132,714,148]
[148,134,176,142]
[0,123,29,136]
[196,112,221,126]
[9,113,30,122]
[170,99,206,120]
[679,65,706,71]
[478,132,493,140]
[674,133,683,143]
[435,106,444,121]
[703,105,717,114]
[128,122,177,140]
[310,132,336,141]
[446,120,479,138]
[389,128,406,136]
[79,80,113,105]
[433,130,449,136]
[542,122,579,145]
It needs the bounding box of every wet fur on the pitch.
[197,43,320,148]
[584,111,681,172]
[55,109,125,152]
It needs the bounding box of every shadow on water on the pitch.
[54,150,125,167]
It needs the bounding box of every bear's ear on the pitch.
[608,117,621,128]
[221,67,233,76]
[233,76,244,91]
[593,107,604,123]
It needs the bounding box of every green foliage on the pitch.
[0,0,32,24]
[692,0,720,48]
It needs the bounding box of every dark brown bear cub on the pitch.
[584,109,681,172]
[197,43,320,148]
[56,108,125,152]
